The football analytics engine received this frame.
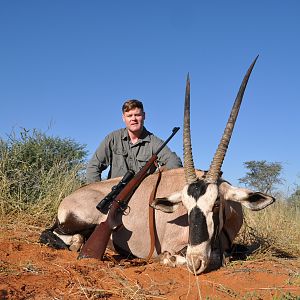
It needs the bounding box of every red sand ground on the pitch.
[0,225,299,300]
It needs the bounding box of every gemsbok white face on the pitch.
[181,181,219,273]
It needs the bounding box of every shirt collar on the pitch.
[121,127,151,144]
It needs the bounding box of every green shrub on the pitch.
[0,128,87,221]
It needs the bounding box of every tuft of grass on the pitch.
[0,162,83,227]
[21,260,41,275]
[235,200,300,259]
[272,292,300,300]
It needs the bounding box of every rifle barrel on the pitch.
[155,127,180,155]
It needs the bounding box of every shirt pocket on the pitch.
[136,153,151,168]
[111,147,128,174]
[113,147,127,156]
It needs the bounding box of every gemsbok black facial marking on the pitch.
[189,207,209,245]
[187,180,208,200]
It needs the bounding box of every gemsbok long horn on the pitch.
[205,55,259,183]
[183,73,198,184]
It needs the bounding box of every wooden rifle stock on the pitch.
[78,127,180,260]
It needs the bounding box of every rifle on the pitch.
[78,127,180,260]
[96,169,135,214]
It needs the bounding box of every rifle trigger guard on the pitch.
[115,199,130,215]
[122,205,131,216]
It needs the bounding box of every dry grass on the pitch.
[235,200,300,259]
[0,163,83,227]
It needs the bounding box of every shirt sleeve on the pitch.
[86,135,111,183]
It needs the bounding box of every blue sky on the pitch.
[1,1,299,194]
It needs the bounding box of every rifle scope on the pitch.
[96,170,135,214]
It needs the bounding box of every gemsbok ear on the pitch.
[220,182,275,211]
[150,191,182,213]
[238,192,275,211]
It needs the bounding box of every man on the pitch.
[86,99,182,183]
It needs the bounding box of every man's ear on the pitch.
[150,191,182,213]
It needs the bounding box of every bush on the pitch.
[0,128,87,221]
[288,187,300,208]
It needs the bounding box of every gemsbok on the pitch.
[40,56,275,274]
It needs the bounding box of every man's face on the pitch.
[122,107,145,134]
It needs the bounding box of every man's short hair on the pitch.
[122,99,144,113]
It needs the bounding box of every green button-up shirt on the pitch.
[86,127,182,183]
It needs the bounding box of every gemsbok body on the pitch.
[40,56,275,274]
